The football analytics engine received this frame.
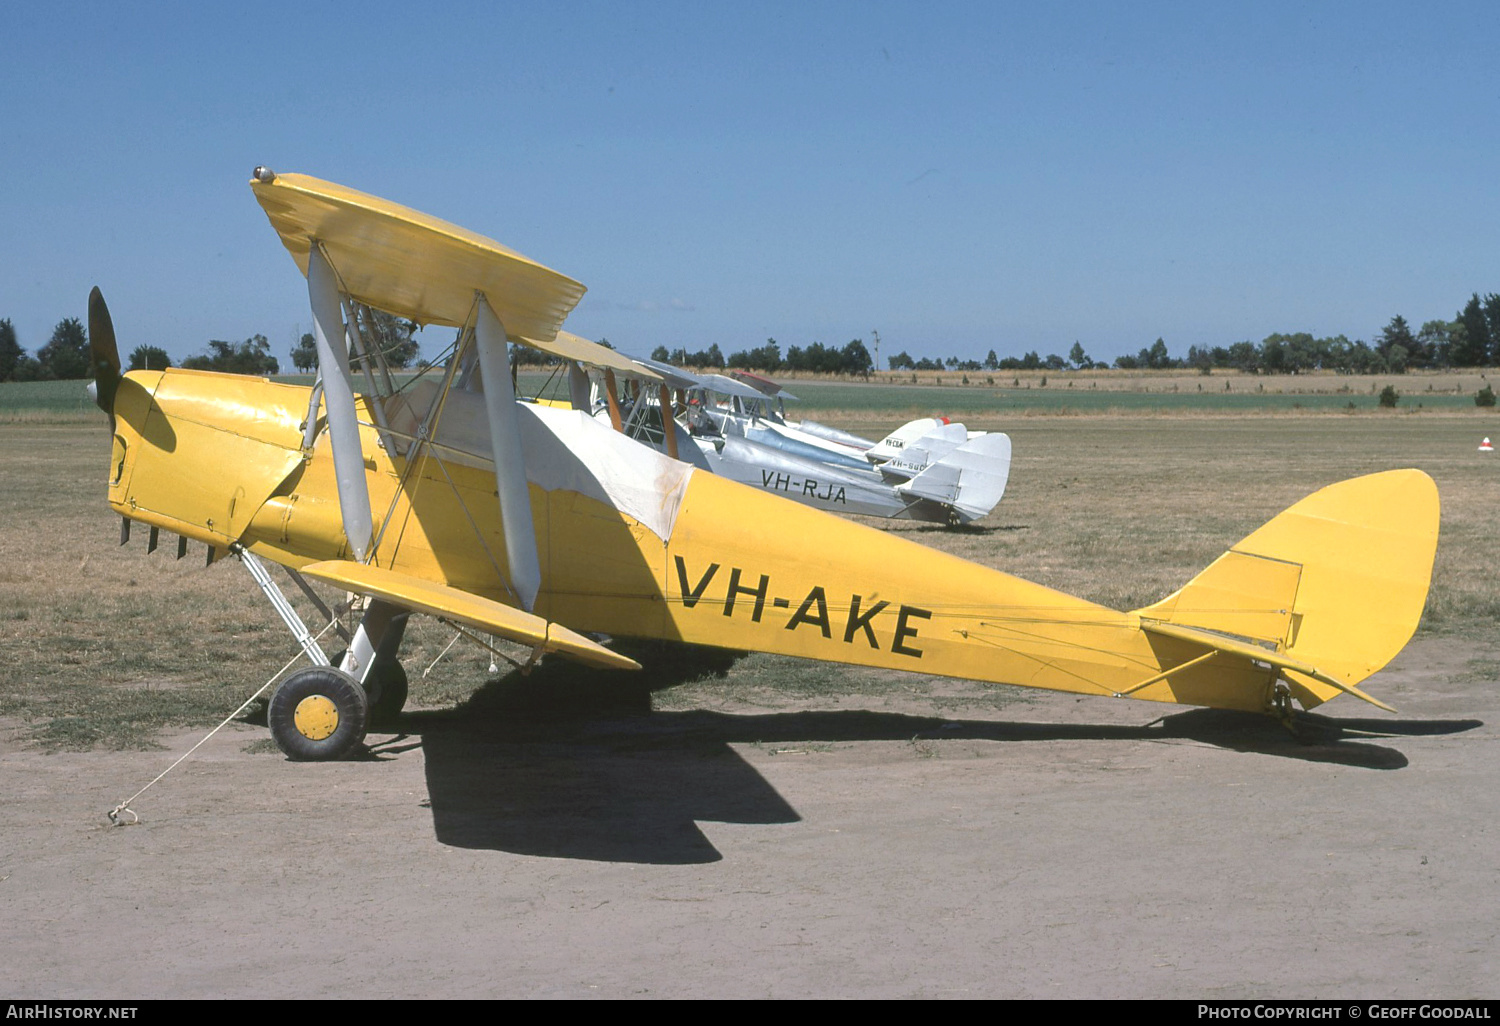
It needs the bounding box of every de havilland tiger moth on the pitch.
[88,168,1440,761]
[563,354,1013,526]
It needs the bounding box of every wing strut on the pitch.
[307,244,375,562]
[602,369,624,431]
[568,361,591,412]
[475,294,542,612]
[658,383,679,460]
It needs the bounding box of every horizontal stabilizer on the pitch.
[299,560,640,671]
[1139,620,1396,713]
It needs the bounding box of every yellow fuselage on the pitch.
[108,368,1280,712]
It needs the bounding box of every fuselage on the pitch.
[106,367,1279,712]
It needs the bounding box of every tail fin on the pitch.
[1133,469,1440,709]
[897,433,1012,524]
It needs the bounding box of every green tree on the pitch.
[358,309,420,369]
[666,344,724,369]
[1261,333,1318,373]
[840,338,873,374]
[1226,340,1260,373]
[1417,320,1454,367]
[10,356,42,382]
[1344,340,1384,374]
[650,345,670,362]
[1453,294,1491,366]
[181,335,280,375]
[0,318,21,381]
[37,318,90,380]
[291,333,318,372]
[1067,342,1090,370]
[289,312,419,374]
[127,345,173,371]
[1145,337,1171,369]
[1484,294,1500,361]
[1378,384,1400,408]
[1379,315,1419,366]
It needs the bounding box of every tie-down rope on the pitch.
[106,617,342,826]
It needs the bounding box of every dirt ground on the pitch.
[1,636,1495,1000]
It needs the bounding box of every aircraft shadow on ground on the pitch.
[892,522,1024,536]
[366,645,1483,865]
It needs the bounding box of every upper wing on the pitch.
[251,170,584,340]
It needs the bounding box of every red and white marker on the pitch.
[1481,437,1495,452]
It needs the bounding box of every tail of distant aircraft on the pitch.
[1132,469,1440,710]
[896,433,1012,524]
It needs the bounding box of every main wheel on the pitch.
[267,666,369,761]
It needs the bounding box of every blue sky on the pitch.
[3,1,1497,367]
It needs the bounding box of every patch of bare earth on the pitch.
[0,636,1495,999]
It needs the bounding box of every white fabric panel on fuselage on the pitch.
[386,379,694,543]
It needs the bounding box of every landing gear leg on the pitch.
[340,600,410,726]
[1270,680,1299,737]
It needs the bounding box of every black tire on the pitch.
[267,666,369,761]
[328,649,408,727]
[367,659,409,727]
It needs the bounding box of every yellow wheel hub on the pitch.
[293,695,340,741]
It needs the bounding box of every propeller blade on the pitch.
[87,287,122,421]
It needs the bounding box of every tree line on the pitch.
[0,310,425,382]
[0,317,95,381]
[646,291,1500,377]
[6,289,1499,383]
[649,338,874,376]
[0,315,282,381]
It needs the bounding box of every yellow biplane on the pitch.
[89,168,1440,761]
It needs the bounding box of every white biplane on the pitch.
[575,357,1013,525]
